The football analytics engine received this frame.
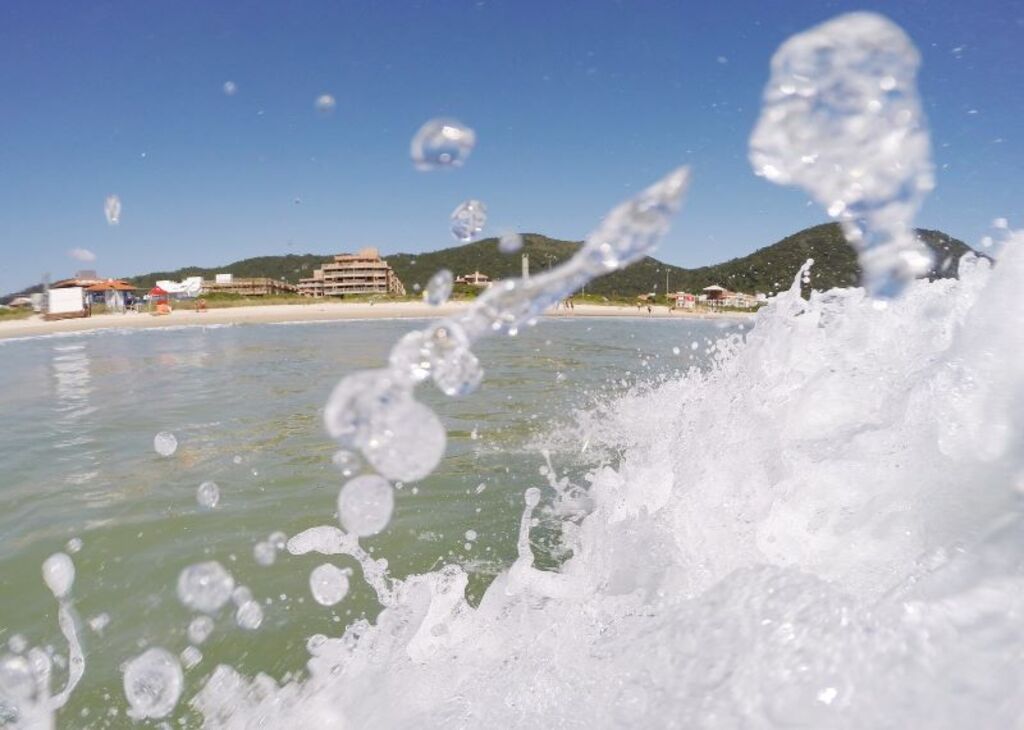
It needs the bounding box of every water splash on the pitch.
[410,118,476,171]
[749,12,934,297]
[104,194,121,225]
[450,199,488,242]
[425,268,454,305]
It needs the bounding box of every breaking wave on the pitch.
[194,237,1024,727]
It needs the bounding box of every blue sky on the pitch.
[1,0,1021,293]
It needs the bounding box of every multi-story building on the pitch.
[298,248,406,297]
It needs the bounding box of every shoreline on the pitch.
[0,300,754,342]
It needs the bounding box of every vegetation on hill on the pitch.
[2,224,978,304]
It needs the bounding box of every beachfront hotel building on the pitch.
[298,247,406,298]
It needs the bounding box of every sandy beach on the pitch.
[0,300,752,341]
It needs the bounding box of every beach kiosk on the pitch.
[149,286,171,316]
[86,279,136,314]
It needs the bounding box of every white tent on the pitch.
[155,276,203,298]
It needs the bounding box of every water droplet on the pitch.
[450,200,487,242]
[180,645,202,670]
[66,537,83,554]
[269,531,288,550]
[222,80,237,96]
[314,94,336,113]
[232,455,243,465]
[331,450,361,477]
[235,600,263,630]
[7,635,27,653]
[88,613,110,634]
[253,541,276,566]
[672,346,681,355]
[196,481,220,509]
[122,648,183,720]
[187,616,214,646]
[153,432,177,457]
[524,487,541,507]
[176,562,234,614]
[499,232,523,253]
[104,194,121,225]
[42,553,74,599]
[361,399,447,482]
[426,269,454,306]
[410,118,476,170]
[337,475,395,537]
[309,564,350,606]
[465,529,478,541]
[231,586,253,606]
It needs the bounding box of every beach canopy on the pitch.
[149,286,168,296]
[86,279,136,292]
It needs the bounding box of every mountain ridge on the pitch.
[2,223,979,303]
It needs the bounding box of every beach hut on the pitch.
[86,279,136,313]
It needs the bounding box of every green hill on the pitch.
[3,223,978,304]
[388,224,976,298]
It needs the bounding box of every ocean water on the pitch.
[0,315,739,726]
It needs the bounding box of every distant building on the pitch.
[670,292,696,309]
[298,247,406,297]
[455,271,491,287]
[696,285,761,309]
[201,277,298,296]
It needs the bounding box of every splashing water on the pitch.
[337,475,395,537]
[749,12,934,297]
[103,194,121,225]
[425,268,454,306]
[410,118,476,171]
[450,199,488,242]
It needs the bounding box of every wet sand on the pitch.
[0,301,752,341]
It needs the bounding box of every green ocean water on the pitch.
[0,316,739,726]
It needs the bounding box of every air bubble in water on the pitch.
[253,541,276,566]
[42,553,74,599]
[235,601,263,630]
[222,81,237,96]
[176,562,234,614]
[196,481,220,509]
[122,648,183,720]
[426,269,454,306]
[337,475,394,536]
[314,94,336,113]
[104,194,121,225]
[410,118,476,171]
[450,200,487,242]
[187,616,214,646]
[153,432,177,457]
[309,564,350,606]
[499,232,523,253]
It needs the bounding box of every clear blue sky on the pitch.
[1,0,1021,293]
